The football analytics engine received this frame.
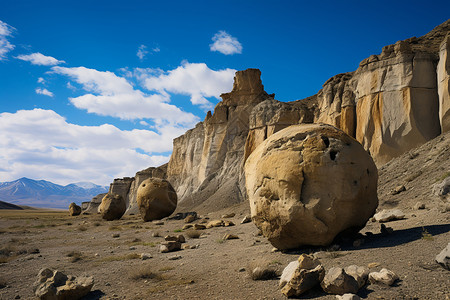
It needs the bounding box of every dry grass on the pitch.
[247,259,279,280]
[185,230,201,239]
[66,251,83,262]
[77,225,88,231]
[129,265,165,281]
[99,253,140,262]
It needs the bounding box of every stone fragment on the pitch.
[221,213,235,218]
[98,193,126,221]
[164,235,186,243]
[279,261,300,288]
[435,242,450,270]
[34,268,94,300]
[344,265,369,289]
[159,241,181,253]
[192,224,206,230]
[168,255,182,260]
[368,268,398,286]
[241,215,251,224]
[140,253,152,260]
[321,267,359,295]
[223,234,239,240]
[223,220,235,227]
[68,203,81,216]
[336,294,361,300]
[373,209,405,222]
[245,124,378,249]
[298,254,321,270]
[432,177,450,197]
[391,185,406,195]
[367,262,380,269]
[281,264,325,297]
[136,178,177,221]
[413,202,426,210]
[182,224,193,230]
[206,220,224,228]
[184,214,196,223]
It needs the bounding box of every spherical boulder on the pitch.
[136,178,177,221]
[68,202,81,216]
[98,193,126,221]
[244,123,378,250]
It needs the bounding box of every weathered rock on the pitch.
[391,185,406,195]
[184,214,196,223]
[182,224,193,230]
[136,178,177,221]
[223,220,235,227]
[344,265,369,289]
[435,242,450,270]
[368,268,399,285]
[279,261,300,288]
[414,202,426,210]
[438,33,450,133]
[83,193,106,214]
[336,294,361,300]
[68,203,81,216]
[241,215,251,224]
[108,177,134,209]
[140,253,153,260]
[98,193,126,221]
[221,213,235,218]
[192,224,206,230]
[206,220,224,228]
[432,176,450,197]
[281,264,325,297]
[165,235,186,243]
[159,241,181,253]
[222,234,239,240]
[321,267,360,295]
[373,209,405,222]
[34,268,94,300]
[245,123,378,249]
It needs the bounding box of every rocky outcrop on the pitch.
[167,69,274,210]
[245,124,378,249]
[83,193,106,214]
[438,33,450,132]
[136,178,177,221]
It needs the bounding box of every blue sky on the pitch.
[0,0,448,186]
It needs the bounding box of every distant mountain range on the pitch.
[0,177,108,209]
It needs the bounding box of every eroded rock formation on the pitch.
[136,178,177,221]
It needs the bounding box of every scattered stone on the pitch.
[336,294,361,300]
[241,215,251,224]
[367,262,380,269]
[192,224,206,230]
[281,264,325,297]
[391,185,406,195]
[251,267,277,280]
[165,235,186,243]
[140,253,153,260]
[206,220,224,228]
[69,203,81,216]
[34,268,94,300]
[239,267,246,272]
[182,244,191,250]
[368,268,398,286]
[380,224,394,235]
[373,209,405,222]
[153,221,164,226]
[129,246,136,250]
[136,178,177,221]
[112,233,120,238]
[414,202,426,210]
[435,242,450,270]
[344,265,369,289]
[321,267,359,295]
[167,211,197,220]
[223,220,235,227]
[245,124,378,249]
[223,234,239,240]
[168,255,182,260]
[184,214,196,223]
[432,177,450,197]
[279,261,300,288]
[182,224,194,230]
[271,247,279,253]
[98,193,126,221]
[159,241,181,253]
[221,213,235,218]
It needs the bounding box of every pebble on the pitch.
[168,255,182,260]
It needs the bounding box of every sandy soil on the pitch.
[0,133,449,300]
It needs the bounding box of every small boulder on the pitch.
[184,214,196,223]
[136,178,177,221]
[321,267,359,295]
[206,220,224,228]
[140,253,152,260]
[182,224,193,230]
[435,242,450,270]
[192,224,206,230]
[34,268,94,300]
[373,209,405,223]
[241,215,252,224]
[221,213,235,218]
[69,203,81,216]
[432,177,450,197]
[279,261,300,288]
[98,193,126,221]
[223,234,239,240]
[413,202,425,210]
[344,265,369,289]
[368,268,398,286]
[281,265,325,297]
[390,185,406,195]
[159,241,181,253]
[165,235,186,243]
[223,220,235,227]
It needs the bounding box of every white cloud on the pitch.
[141,61,236,110]
[37,77,45,83]
[140,120,149,126]
[16,52,65,66]
[210,31,242,55]
[35,88,54,97]
[152,47,160,53]
[137,45,148,61]
[51,66,199,126]
[0,109,177,185]
[0,20,15,60]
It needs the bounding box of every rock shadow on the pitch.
[81,290,105,300]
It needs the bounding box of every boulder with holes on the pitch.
[136,178,177,221]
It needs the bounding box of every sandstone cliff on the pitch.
[96,19,449,213]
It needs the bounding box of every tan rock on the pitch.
[438,34,450,132]
[192,224,206,230]
[206,220,224,228]
[321,267,360,295]
[241,215,251,224]
[281,264,325,297]
[164,235,185,243]
[182,224,194,230]
[373,209,405,222]
[368,268,398,286]
[221,213,235,218]
[136,178,177,221]
[184,214,196,223]
[98,193,126,221]
[159,241,181,253]
[245,124,378,249]
[344,265,369,289]
[222,234,239,240]
[68,203,81,216]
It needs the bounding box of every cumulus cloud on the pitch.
[52,66,199,126]
[210,31,242,55]
[0,20,15,60]
[16,52,65,66]
[35,88,54,97]
[0,109,177,185]
[37,77,45,83]
[141,61,236,110]
[137,45,148,61]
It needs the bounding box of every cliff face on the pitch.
[99,20,449,213]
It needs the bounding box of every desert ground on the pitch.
[1,133,450,300]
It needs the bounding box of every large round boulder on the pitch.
[98,193,126,221]
[136,178,177,221]
[68,202,81,216]
[244,123,378,249]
